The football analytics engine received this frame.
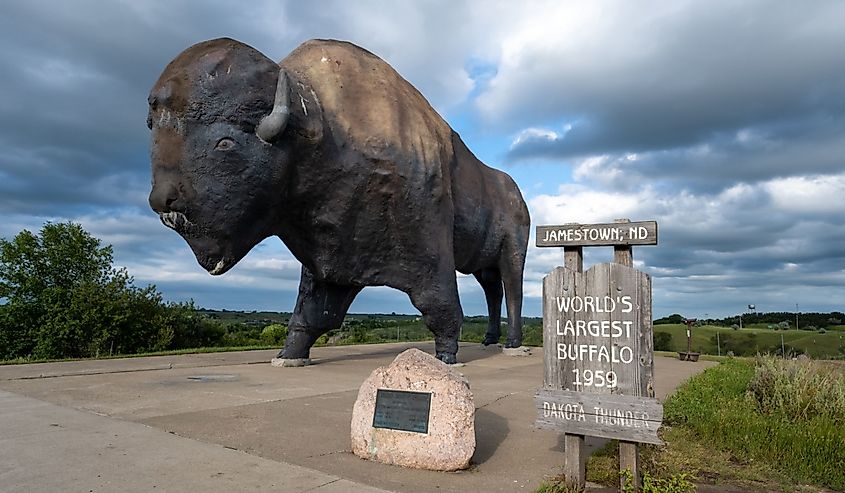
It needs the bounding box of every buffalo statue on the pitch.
[148,38,529,364]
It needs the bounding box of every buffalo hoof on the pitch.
[270,357,311,367]
[502,346,531,357]
[435,352,457,365]
[504,339,523,349]
[481,337,500,346]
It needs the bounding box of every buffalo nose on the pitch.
[149,181,180,213]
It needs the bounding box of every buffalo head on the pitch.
[147,38,297,275]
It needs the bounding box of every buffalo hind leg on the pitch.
[407,272,463,364]
[500,242,527,348]
[473,268,503,346]
[278,266,362,361]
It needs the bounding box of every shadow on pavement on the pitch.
[472,408,510,465]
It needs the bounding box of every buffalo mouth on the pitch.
[159,211,198,235]
[202,256,231,276]
[158,211,233,276]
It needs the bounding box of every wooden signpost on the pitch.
[678,318,700,362]
[535,219,660,491]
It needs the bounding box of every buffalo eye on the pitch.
[215,137,236,151]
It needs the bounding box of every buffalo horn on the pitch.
[256,69,290,142]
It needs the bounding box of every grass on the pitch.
[535,479,582,493]
[0,314,547,366]
[552,357,845,493]
[309,318,545,347]
[653,323,845,359]
[663,357,845,491]
[584,416,811,492]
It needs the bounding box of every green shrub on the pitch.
[746,356,845,422]
[653,331,672,351]
[710,332,759,356]
[523,323,543,346]
[260,324,287,345]
[221,325,262,346]
[169,310,226,349]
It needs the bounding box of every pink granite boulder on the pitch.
[350,348,475,471]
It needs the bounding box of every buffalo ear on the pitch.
[256,69,290,143]
[291,90,324,143]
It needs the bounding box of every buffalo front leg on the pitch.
[473,268,503,346]
[276,266,362,364]
[407,271,463,364]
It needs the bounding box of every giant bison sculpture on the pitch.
[148,38,529,364]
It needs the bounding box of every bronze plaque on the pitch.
[373,389,432,433]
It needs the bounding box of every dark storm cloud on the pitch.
[0,1,297,216]
[0,1,482,216]
[496,1,845,179]
[514,114,845,194]
[0,0,496,315]
[526,162,845,317]
[2,0,842,318]
[499,1,845,316]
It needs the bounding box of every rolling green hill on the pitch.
[653,324,845,359]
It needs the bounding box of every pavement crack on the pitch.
[304,449,350,459]
[5,359,271,381]
[477,391,519,409]
[302,478,340,491]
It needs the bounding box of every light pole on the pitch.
[716,331,721,357]
[795,303,799,331]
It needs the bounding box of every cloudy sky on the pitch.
[2,0,843,318]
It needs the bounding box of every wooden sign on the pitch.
[537,221,657,247]
[535,219,662,490]
[535,389,663,445]
[542,263,655,397]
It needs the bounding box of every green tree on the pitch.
[654,313,685,325]
[0,222,192,360]
[260,324,288,345]
[653,331,672,351]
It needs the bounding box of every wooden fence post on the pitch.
[613,219,640,491]
[563,245,586,490]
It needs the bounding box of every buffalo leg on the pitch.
[473,268,503,345]
[500,242,527,348]
[278,266,362,360]
[407,269,463,364]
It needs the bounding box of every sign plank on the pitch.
[537,221,658,247]
[542,263,655,397]
[535,389,663,445]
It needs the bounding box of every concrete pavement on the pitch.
[0,389,391,493]
[0,342,716,492]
